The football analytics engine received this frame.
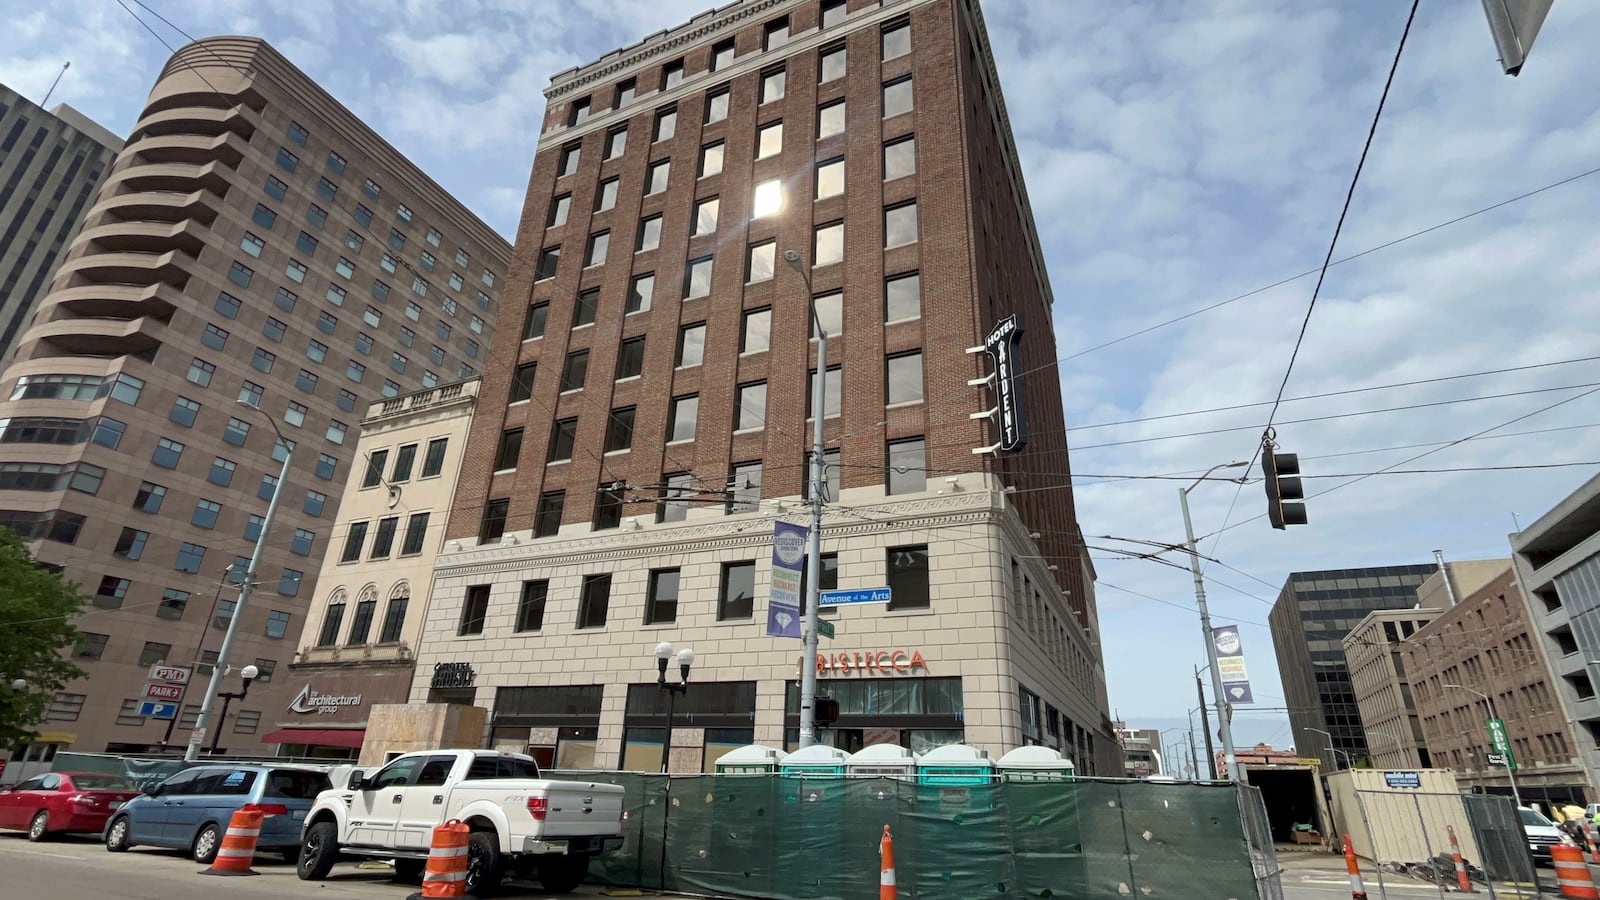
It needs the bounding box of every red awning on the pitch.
[260,728,365,749]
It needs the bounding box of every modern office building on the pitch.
[1512,471,1600,793]
[1117,727,1163,778]
[0,37,508,758]
[272,379,480,759]
[1402,564,1590,803]
[411,0,1118,773]
[1269,564,1436,771]
[0,84,122,359]
[1343,607,1442,768]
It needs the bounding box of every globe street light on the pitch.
[186,401,293,762]
[654,642,694,774]
[8,679,24,692]
[207,664,260,755]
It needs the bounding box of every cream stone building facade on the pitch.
[277,379,479,757]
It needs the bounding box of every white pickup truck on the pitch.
[295,749,624,895]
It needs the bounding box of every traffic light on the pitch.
[1262,441,1307,529]
[816,696,840,727]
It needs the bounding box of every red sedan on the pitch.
[0,772,141,841]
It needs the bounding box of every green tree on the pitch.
[0,527,86,748]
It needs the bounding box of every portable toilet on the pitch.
[846,743,918,780]
[714,744,788,776]
[916,744,996,786]
[997,746,1075,782]
[779,744,850,779]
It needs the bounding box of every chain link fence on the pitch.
[1352,788,1539,897]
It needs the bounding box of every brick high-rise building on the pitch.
[0,38,509,758]
[0,83,122,360]
[406,0,1117,773]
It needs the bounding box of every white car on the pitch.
[296,749,624,895]
[1520,806,1572,864]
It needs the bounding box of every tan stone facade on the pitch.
[276,380,480,756]
[414,0,1117,774]
[1343,608,1440,769]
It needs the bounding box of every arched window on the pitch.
[316,588,347,647]
[348,584,379,644]
[380,581,411,644]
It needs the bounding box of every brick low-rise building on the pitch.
[410,0,1118,773]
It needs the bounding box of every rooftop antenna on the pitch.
[40,61,69,108]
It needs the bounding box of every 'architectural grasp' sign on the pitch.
[984,313,1029,454]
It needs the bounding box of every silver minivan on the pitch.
[104,764,329,863]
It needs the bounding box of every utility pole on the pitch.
[1179,463,1248,782]
[1188,729,1200,781]
[1196,666,1218,780]
[784,249,826,749]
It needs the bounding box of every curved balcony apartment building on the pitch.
[0,38,509,756]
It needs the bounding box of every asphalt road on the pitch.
[0,831,640,900]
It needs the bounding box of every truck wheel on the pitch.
[392,857,426,883]
[465,831,504,896]
[537,855,590,894]
[297,821,340,881]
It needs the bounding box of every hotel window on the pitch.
[604,407,635,453]
[710,40,735,72]
[548,418,578,463]
[818,100,846,139]
[616,336,647,379]
[822,0,846,29]
[561,350,589,392]
[572,288,600,327]
[807,365,841,418]
[584,231,610,267]
[884,135,916,180]
[548,193,571,227]
[668,395,699,442]
[658,472,693,523]
[764,17,788,50]
[186,357,215,386]
[240,232,265,257]
[699,142,724,178]
[265,175,288,199]
[535,247,561,281]
[727,462,762,514]
[761,67,786,103]
[595,178,618,212]
[683,256,713,298]
[819,43,846,82]
[757,121,783,160]
[510,362,537,402]
[887,351,924,404]
[645,569,680,625]
[646,159,670,195]
[276,146,299,172]
[522,303,548,341]
[636,215,662,252]
[605,127,627,160]
[478,499,510,544]
[814,221,844,267]
[516,580,548,632]
[660,60,683,92]
[886,545,931,610]
[887,437,926,495]
[494,428,523,471]
[885,201,919,248]
[883,76,914,118]
[459,585,490,636]
[735,382,767,431]
[614,78,636,109]
[577,574,612,629]
[568,96,590,127]
[309,204,329,228]
[718,561,755,620]
[627,274,654,313]
[816,157,844,199]
[534,491,565,538]
[741,308,771,353]
[654,107,677,143]
[676,323,706,368]
[693,197,719,236]
[558,143,581,177]
[882,20,911,61]
[886,271,921,321]
[252,203,277,229]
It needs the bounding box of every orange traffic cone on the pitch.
[200,804,262,876]
[1552,844,1599,899]
[1446,824,1473,893]
[407,819,474,900]
[880,824,896,900]
[1342,834,1367,900]
[1584,819,1600,865]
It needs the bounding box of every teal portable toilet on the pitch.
[997,746,1075,782]
[846,743,918,781]
[779,744,850,779]
[916,744,995,785]
[714,744,788,776]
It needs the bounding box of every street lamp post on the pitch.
[1179,461,1249,781]
[206,664,259,755]
[654,642,694,773]
[186,400,293,762]
[1444,682,1524,810]
[1307,727,1350,770]
[161,565,239,751]
[783,248,828,750]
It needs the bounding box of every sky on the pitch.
[3,0,1599,762]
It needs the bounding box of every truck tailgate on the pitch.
[539,781,625,838]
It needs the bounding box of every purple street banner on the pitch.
[1212,624,1254,705]
[766,522,808,639]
